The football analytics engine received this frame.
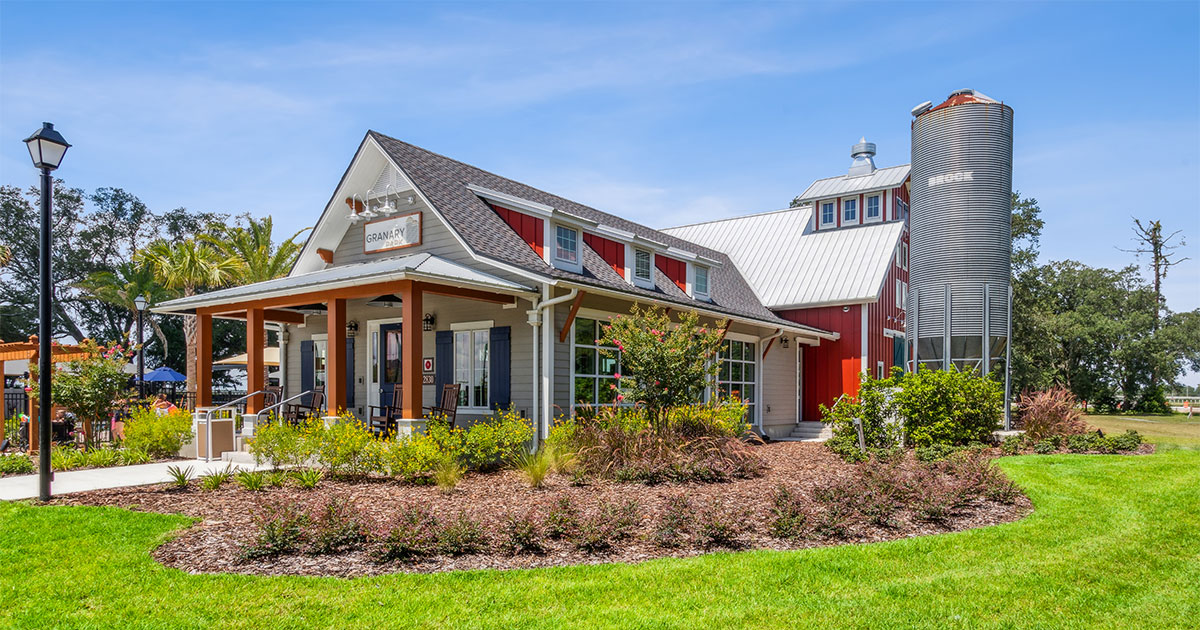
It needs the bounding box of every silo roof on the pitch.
[663,206,905,309]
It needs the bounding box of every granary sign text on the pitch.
[364,211,422,254]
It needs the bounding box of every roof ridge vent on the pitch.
[848,137,877,177]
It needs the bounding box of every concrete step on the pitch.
[776,423,832,443]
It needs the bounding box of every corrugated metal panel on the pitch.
[664,208,904,308]
[794,165,910,203]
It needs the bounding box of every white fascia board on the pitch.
[769,297,874,311]
[465,184,554,217]
[593,223,635,241]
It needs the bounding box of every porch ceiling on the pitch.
[152,252,535,315]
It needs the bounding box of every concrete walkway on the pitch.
[0,459,267,501]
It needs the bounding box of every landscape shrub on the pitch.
[124,407,193,458]
[306,497,368,555]
[1134,385,1171,414]
[1000,434,1023,455]
[1033,440,1056,455]
[313,415,375,476]
[249,417,317,468]
[0,454,35,475]
[292,468,323,489]
[554,402,763,484]
[50,446,86,471]
[453,406,533,471]
[376,506,440,562]
[1110,430,1143,452]
[823,367,1003,458]
[653,495,695,548]
[263,470,289,488]
[432,454,464,493]
[1016,387,1089,440]
[512,448,552,488]
[120,447,151,465]
[437,513,487,556]
[545,497,580,539]
[571,500,640,553]
[241,501,309,559]
[235,470,266,491]
[768,486,808,540]
[166,464,194,489]
[199,467,233,491]
[85,447,122,468]
[695,500,744,548]
[498,512,544,555]
[915,443,959,463]
[1067,433,1098,453]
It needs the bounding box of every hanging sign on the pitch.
[364,211,422,254]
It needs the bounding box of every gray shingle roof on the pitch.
[370,131,825,335]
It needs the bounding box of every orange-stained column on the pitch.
[326,299,347,415]
[400,280,423,419]
[246,308,265,414]
[197,314,213,407]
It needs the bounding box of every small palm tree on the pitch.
[204,217,309,285]
[77,262,172,354]
[137,239,239,394]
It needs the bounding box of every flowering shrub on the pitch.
[124,406,194,458]
[595,304,726,419]
[313,415,375,475]
[36,338,134,447]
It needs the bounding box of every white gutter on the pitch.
[527,286,579,446]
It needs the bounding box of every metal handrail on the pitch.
[258,390,314,420]
[200,389,268,462]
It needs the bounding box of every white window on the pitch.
[694,265,710,297]
[555,225,578,264]
[572,318,622,407]
[896,280,903,309]
[877,361,885,380]
[895,197,909,221]
[453,329,489,408]
[716,339,756,421]
[843,198,858,223]
[633,248,654,288]
[312,338,328,388]
[902,242,909,270]
[866,195,881,221]
[902,281,908,310]
[820,202,836,227]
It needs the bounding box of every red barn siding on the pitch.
[655,255,687,292]
[490,204,544,258]
[583,232,625,279]
[780,304,862,422]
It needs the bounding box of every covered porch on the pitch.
[155,254,537,439]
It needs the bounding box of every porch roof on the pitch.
[153,252,535,314]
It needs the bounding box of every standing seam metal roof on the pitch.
[795,164,910,203]
[663,206,904,308]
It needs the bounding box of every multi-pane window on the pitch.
[866,195,881,220]
[555,226,578,264]
[453,329,489,408]
[843,198,858,223]
[694,265,709,296]
[820,202,835,226]
[895,197,909,221]
[716,339,756,420]
[313,339,328,388]
[573,318,621,407]
[634,249,652,282]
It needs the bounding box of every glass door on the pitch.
[379,323,402,408]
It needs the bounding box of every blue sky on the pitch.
[1,0,1197,318]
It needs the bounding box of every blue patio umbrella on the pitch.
[143,366,187,382]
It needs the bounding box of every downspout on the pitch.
[527,285,579,445]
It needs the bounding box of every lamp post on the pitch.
[23,122,70,502]
[134,295,147,398]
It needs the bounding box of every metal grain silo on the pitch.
[907,89,1013,404]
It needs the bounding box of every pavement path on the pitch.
[0,459,267,501]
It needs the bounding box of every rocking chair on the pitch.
[424,383,461,429]
[368,388,403,437]
[284,385,325,425]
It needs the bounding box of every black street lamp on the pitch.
[134,295,147,399]
[23,122,70,502]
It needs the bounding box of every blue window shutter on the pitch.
[435,331,453,399]
[300,340,314,407]
[345,337,355,408]
[489,326,511,411]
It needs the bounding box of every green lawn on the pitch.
[1085,413,1200,449]
[2,451,1199,629]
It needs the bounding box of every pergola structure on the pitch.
[195,278,519,418]
[0,336,90,453]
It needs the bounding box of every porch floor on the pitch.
[0,459,268,501]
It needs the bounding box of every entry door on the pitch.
[379,323,403,406]
[892,337,906,374]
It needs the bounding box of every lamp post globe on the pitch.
[24,122,69,502]
[134,295,148,398]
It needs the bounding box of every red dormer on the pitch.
[795,139,911,233]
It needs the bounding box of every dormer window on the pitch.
[843,198,858,223]
[555,225,578,264]
[820,202,836,228]
[633,248,654,288]
[694,265,710,299]
[866,195,881,222]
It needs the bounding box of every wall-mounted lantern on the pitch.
[422,313,436,331]
[346,320,359,337]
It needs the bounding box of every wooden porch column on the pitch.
[197,313,213,407]
[246,308,265,414]
[326,298,347,414]
[399,280,422,419]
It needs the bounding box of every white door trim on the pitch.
[366,317,404,410]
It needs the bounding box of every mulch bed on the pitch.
[55,442,1032,577]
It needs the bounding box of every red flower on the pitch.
[614,373,621,379]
